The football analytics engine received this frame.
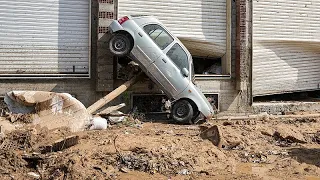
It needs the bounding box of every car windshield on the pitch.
[143,24,174,50]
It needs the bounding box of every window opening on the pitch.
[143,24,174,50]
[167,43,189,70]
[193,56,222,75]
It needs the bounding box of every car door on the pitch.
[153,42,190,98]
[132,24,173,70]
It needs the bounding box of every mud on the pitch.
[0,115,319,179]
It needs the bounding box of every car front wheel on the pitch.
[109,33,132,57]
[172,100,194,124]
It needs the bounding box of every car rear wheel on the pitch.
[109,33,132,57]
[172,100,193,124]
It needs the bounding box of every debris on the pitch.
[222,121,233,126]
[8,113,33,124]
[89,117,108,130]
[27,172,40,179]
[223,141,241,150]
[87,73,142,114]
[0,129,32,150]
[120,167,130,173]
[108,111,126,124]
[312,131,320,144]
[4,91,90,132]
[38,135,79,153]
[177,169,190,175]
[241,152,268,164]
[97,103,126,116]
[200,125,221,146]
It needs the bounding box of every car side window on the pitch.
[143,24,174,50]
[167,43,189,70]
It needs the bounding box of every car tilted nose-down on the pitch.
[108,15,214,124]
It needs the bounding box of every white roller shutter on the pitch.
[0,0,90,76]
[253,0,320,96]
[117,0,226,58]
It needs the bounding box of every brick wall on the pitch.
[236,0,252,111]
[96,0,116,91]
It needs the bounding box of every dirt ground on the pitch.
[0,113,320,180]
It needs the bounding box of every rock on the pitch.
[222,121,233,126]
[271,150,280,155]
[200,125,221,146]
[177,169,190,175]
[120,167,130,173]
[179,161,185,166]
[261,130,273,137]
[273,125,307,144]
[27,172,40,179]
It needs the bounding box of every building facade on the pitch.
[1,0,317,114]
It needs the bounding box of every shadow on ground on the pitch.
[289,148,320,167]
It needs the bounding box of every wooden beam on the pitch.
[87,72,142,114]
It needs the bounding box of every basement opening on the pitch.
[131,94,219,114]
[193,56,222,75]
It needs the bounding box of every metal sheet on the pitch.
[0,0,90,75]
[252,0,320,96]
[117,0,226,58]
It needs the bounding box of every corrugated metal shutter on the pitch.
[117,0,226,58]
[0,0,90,76]
[253,0,320,96]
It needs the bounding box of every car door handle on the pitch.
[162,58,167,63]
[138,32,143,37]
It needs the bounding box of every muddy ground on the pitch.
[0,113,319,180]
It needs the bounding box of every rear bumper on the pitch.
[109,20,123,33]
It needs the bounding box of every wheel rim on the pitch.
[176,104,188,118]
[113,37,126,52]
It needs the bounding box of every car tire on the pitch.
[172,100,194,124]
[109,33,132,57]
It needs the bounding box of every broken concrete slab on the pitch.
[4,91,90,132]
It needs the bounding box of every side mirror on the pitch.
[181,68,189,77]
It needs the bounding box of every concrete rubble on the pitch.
[3,91,90,132]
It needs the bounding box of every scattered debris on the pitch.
[0,129,32,150]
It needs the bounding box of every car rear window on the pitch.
[166,43,189,70]
[143,24,174,50]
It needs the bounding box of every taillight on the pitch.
[118,16,129,25]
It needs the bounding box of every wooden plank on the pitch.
[87,72,142,114]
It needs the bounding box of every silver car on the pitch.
[109,15,213,124]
